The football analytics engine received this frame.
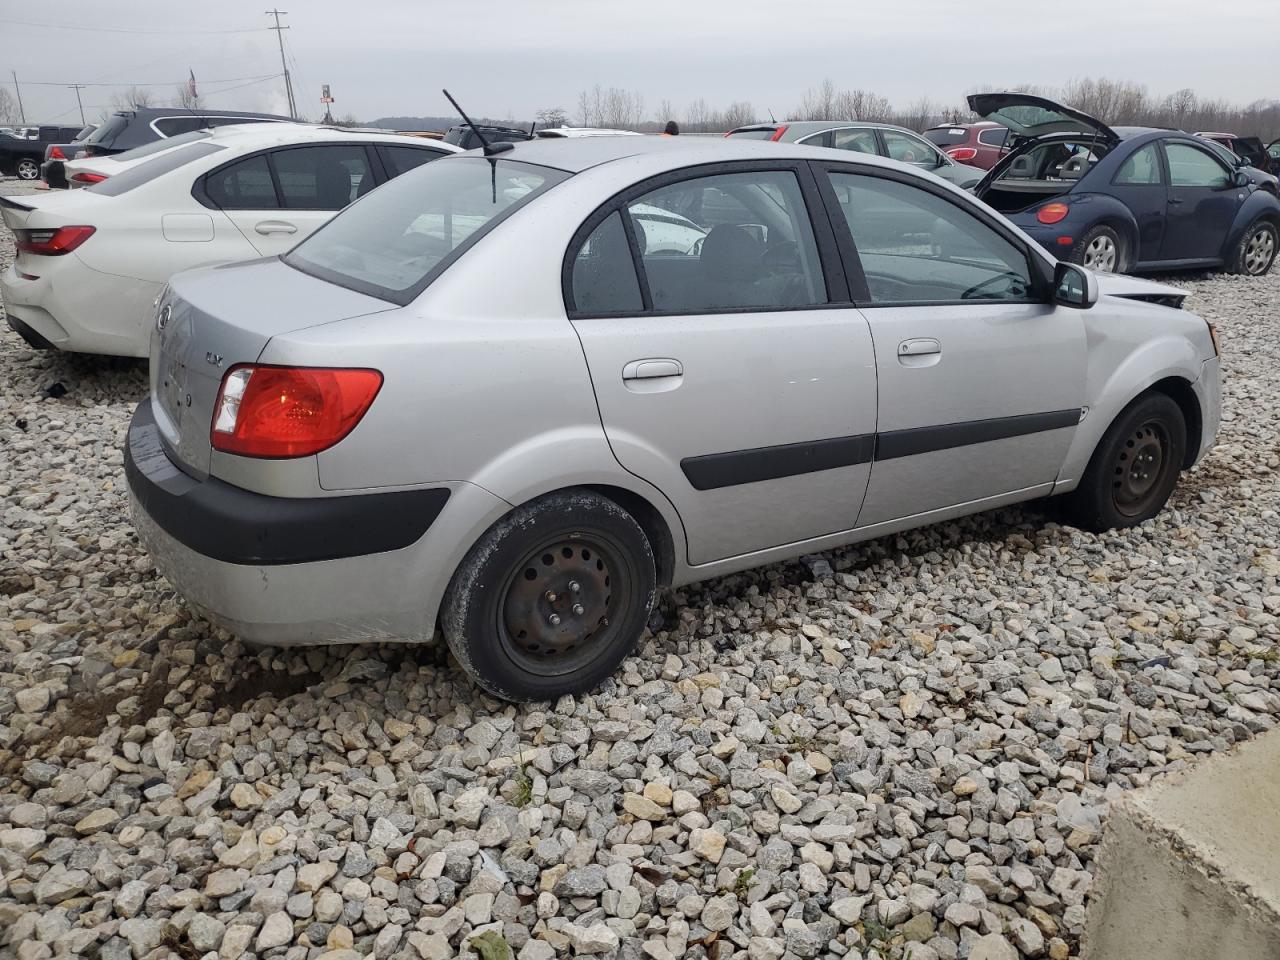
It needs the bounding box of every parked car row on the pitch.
[0,102,1248,699]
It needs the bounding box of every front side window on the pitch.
[1114,144,1162,185]
[382,145,445,177]
[883,131,940,168]
[831,129,878,155]
[1165,142,1231,188]
[286,157,567,304]
[272,145,373,210]
[203,154,278,209]
[621,170,826,313]
[827,171,1034,304]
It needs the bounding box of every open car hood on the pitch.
[967,93,1118,143]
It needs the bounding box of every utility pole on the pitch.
[11,71,26,123]
[265,9,297,119]
[67,85,86,125]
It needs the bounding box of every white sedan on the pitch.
[0,124,460,357]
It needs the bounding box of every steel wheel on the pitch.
[497,532,632,677]
[1111,419,1171,518]
[16,159,39,180]
[1083,234,1117,272]
[1243,225,1276,275]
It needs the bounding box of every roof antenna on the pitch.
[768,107,776,123]
[443,88,512,156]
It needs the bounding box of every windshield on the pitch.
[286,157,570,305]
[925,128,967,146]
[85,114,131,146]
[87,141,225,196]
[726,128,777,140]
[107,129,211,163]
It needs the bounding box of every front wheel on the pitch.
[441,490,656,701]
[16,159,39,181]
[1064,393,1186,532]
[1071,224,1125,274]
[1231,219,1277,276]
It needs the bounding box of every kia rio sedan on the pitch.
[125,137,1222,701]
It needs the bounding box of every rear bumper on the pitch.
[125,399,503,645]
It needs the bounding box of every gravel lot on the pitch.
[0,173,1276,960]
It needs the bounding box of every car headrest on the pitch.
[1060,156,1087,180]
[700,224,762,281]
[1009,155,1035,179]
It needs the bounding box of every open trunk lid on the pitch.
[967,93,1118,143]
[152,258,396,479]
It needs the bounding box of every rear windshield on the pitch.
[925,128,968,146]
[286,157,570,305]
[107,129,211,163]
[727,128,777,140]
[85,114,131,147]
[87,141,225,196]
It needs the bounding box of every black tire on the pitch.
[1229,218,1277,276]
[1064,392,1186,532]
[16,159,39,181]
[1071,224,1125,274]
[441,490,656,701]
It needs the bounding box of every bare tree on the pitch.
[720,101,757,130]
[111,86,155,111]
[0,87,17,124]
[684,98,711,132]
[536,107,568,128]
[173,85,198,110]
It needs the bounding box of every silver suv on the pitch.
[126,137,1221,701]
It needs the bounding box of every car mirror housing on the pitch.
[1233,169,1250,187]
[1053,261,1098,309]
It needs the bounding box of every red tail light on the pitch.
[15,226,96,256]
[946,147,978,162]
[211,365,383,458]
[769,125,789,142]
[70,172,107,184]
[1037,203,1070,225]
[49,146,66,160]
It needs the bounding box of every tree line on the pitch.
[567,78,1280,139]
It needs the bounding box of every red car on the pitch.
[923,121,1009,170]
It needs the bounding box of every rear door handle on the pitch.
[255,220,298,236]
[898,338,941,357]
[1168,197,1184,206]
[622,358,683,380]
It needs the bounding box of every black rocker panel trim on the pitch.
[679,409,1080,490]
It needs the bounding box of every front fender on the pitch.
[1222,190,1280,257]
[1054,314,1206,491]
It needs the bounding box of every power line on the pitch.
[0,16,265,36]
[18,74,281,88]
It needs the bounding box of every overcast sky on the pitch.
[5,0,1277,125]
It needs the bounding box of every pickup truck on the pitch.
[0,125,86,180]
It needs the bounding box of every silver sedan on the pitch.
[126,136,1221,701]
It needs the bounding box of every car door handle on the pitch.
[898,338,941,357]
[254,220,298,236]
[622,358,683,380]
[1168,197,1184,205]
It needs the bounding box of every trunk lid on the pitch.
[152,258,396,478]
[1,191,114,272]
[967,93,1118,143]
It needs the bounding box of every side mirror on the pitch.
[1053,261,1098,309]
[1233,169,1250,187]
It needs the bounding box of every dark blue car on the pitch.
[970,93,1280,277]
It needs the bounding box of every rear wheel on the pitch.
[1231,219,1277,276]
[1064,393,1186,532]
[441,490,656,701]
[16,159,39,181]
[1072,224,1124,274]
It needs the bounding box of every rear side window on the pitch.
[827,171,1033,305]
[977,128,1008,147]
[87,141,225,196]
[574,170,827,315]
[1114,144,1162,185]
[203,154,277,209]
[272,145,373,210]
[381,145,446,177]
[571,211,644,314]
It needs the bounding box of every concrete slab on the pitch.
[1083,731,1280,960]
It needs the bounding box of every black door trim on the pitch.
[682,433,876,491]
[679,408,1080,490]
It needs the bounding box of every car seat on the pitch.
[1008,154,1036,179]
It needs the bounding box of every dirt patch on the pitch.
[208,665,326,713]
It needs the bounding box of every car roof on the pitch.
[199,122,463,151]
[733,120,916,136]
[466,133,931,176]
